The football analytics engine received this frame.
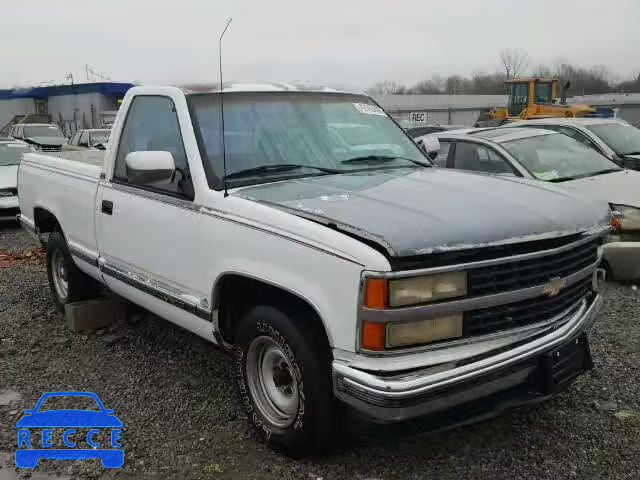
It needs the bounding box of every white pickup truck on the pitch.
[18,83,610,456]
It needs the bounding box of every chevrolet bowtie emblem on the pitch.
[543,277,567,297]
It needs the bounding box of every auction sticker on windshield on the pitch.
[353,103,387,116]
[15,391,124,469]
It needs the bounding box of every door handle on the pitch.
[101,200,113,215]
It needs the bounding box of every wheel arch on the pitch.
[212,272,334,349]
[33,206,61,234]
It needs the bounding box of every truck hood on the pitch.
[0,165,18,189]
[559,170,640,208]
[23,136,66,147]
[234,168,610,257]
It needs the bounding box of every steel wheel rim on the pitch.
[51,249,69,301]
[246,336,299,428]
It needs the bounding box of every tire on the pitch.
[46,230,100,311]
[231,305,336,457]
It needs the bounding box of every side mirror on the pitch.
[125,151,175,186]
[420,136,441,160]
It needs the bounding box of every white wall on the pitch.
[0,98,35,131]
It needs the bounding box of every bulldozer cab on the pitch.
[506,78,558,117]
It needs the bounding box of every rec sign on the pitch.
[410,112,427,124]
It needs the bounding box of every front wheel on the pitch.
[231,305,336,457]
[46,231,99,311]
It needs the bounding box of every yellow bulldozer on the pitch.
[475,77,602,127]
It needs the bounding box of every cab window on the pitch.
[114,95,191,198]
[508,83,529,116]
[534,83,553,103]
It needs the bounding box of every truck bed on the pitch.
[18,152,102,265]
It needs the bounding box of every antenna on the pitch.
[219,17,232,198]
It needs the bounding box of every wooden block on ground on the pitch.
[65,297,126,332]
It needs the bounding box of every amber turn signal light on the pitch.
[361,321,385,350]
[364,278,387,309]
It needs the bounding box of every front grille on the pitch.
[468,238,599,296]
[40,145,62,152]
[0,188,17,196]
[464,276,592,337]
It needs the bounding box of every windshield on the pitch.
[585,122,640,155]
[534,83,553,103]
[188,92,429,188]
[0,143,30,166]
[23,125,64,138]
[91,131,110,145]
[501,132,621,181]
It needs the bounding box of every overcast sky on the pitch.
[1,0,638,89]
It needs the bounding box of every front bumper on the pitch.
[333,294,601,423]
[603,233,640,281]
[0,195,19,221]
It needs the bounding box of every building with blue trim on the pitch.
[0,82,133,135]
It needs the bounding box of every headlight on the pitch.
[361,272,467,350]
[364,272,467,309]
[388,272,467,307]
[362,314,464,350]
[386,315,463,348]
[611,204,640,231]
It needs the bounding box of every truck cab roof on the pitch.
[178,82,361,95]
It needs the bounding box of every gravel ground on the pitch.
[1,225,639,480]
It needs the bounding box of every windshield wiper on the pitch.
[548,168,621,183]
[620,151,640,156]
[340,155,430,167]
[224,163,341,180]
[589,168,622,176]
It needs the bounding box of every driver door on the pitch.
[96,94,212,326]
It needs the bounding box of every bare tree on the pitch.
[531,63,552,78]
[367,80,406,95]
[500,48,529,80]
[410,79,442,94]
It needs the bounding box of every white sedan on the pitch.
[419,127,640,281]
[0,139,30,221]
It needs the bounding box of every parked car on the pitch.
[0,138,30,221]
[9,123,67,152]
[406,124,468,138]
[18,83,609,456]
[422,127,640,280]
[506,118,640,171]
[63,129,111,151]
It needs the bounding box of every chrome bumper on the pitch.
[332,294,602,422]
